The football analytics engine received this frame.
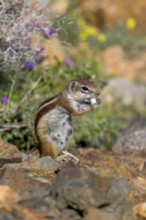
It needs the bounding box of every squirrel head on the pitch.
[65,79,101,114]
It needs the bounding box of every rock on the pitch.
[52,165,113,210]
[59,208,82,220]
[0,165,47,192]
[0,202,46,220]
[20,188,60,218]
[101,77,146,111]
[0,139,22,167]
[106,176,133,201]
[19,156,59,171]
[0,156,58,192]
[19,164,133,219]
[0,186,20,203]
[52,164,133,218]
[110,199,134,220]
[134,202,146,218]
[84,207,118,220]
[20,186,51,201]
[81,0,146,33]
[100,46,146,81]
[113,119,146,155]
[20,186,82,219]
[0,148,137,219]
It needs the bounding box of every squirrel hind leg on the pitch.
[56,151,80,165]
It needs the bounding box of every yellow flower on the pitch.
[85,27,96,36]
[126,18,136,30]
[97,33,107,43]
[80,32,88,40]
[80,26,96,40]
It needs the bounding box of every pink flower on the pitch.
[65,58,75,67]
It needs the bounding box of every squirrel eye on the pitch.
[82,86,89,91]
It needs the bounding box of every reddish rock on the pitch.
[100,45,146,81]
[0,186,20,203]
[0,157,58,192]
[0,165,47,192]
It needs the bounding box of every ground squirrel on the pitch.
[34,79,101,163]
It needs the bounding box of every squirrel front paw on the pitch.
[56,151,80,165]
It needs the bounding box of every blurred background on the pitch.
[1,0,146,152]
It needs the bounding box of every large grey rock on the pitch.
[52,165,133,216]
[52,165,113,210]
[113,119,146,155]
[101,78,146,111]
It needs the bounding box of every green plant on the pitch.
[73,106,129,150]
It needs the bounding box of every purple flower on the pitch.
[48,28,57,37]
[25,22,34,30]
[65,58,75,67]
[22,60,35,71]
[40,27,57,38]
[1,96,9,103]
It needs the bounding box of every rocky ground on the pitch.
[1,130,146,220]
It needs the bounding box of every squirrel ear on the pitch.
[69,80,77,92]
